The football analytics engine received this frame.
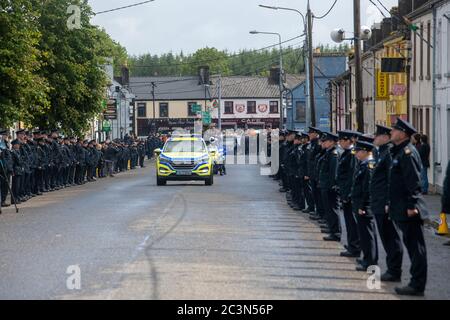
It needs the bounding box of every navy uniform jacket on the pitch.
[306,139,321,180]
[75,145,86,166]
[285,144,299,177]
[337,148,356,202]
[370,143,392,215]
[50,139,62,168]
[19,144,31,174]
[442,160,450,214]
[389,141,428,222]
[12,149,24,176]
[351,158,375,213]
[0,143,14,174]
[318,147,338,190]
[36,144,47,169]
[295,144,308,178]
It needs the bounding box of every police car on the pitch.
[154,135,214,186]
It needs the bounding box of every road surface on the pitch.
[0,162,449,300]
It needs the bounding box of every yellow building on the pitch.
[374,35,409,126]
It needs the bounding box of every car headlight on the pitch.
[197,155,210,163]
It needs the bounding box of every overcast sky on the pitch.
[88,0,398,56]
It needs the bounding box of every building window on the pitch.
[187,102,197,117]
[137,103,146,118]
[426,21,431,80]
[224,101,234,114]
[296,101,306,122]
[420,23,424,80]
[269,101,279,114]
[159,103,169,118]
[247,101,256,114]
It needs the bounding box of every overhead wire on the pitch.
[94,0,155,15]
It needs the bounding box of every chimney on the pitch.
[198,66,210,85]
[121,65,129,86]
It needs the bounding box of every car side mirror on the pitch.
[154,148,162,156]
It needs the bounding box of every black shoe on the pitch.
[323,234,341,242]
[356,264,368,272]
[309,215,321,221]
[356,258,364,265]
[321,228,331,234]
[381,272,401,282]
[395,285,424,297]
[1,202,10,207]
[279,188,287,193]
[340,251,360,258]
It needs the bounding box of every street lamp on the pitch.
[258,4,314,129]
[249,30,284,129]
[258,4,306,30]
[330,24,372,132]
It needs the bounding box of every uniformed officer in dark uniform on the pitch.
[11,139,24,203]
[279,130,294,193]
[317,132,341,241]
[337,130,361,257]
[371,125,403,281]
[389,118,428,296]
[0,129,13,208]
[305,127,322,215]
[351,140,378,271]
[285,132,303,210]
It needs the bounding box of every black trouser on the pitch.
[1,173,10,203]
[44,166,51,190]
[280,166,288,190]
[139,156,145,168]
[320,188,340,234]
[12,175,21,202]
[374,213,403,277]
[355,213,378,267]
[293,177,305,209]
[395,220,427,292]
[342,200,361,254]
[303,178,314,211]
[36,169,44,193]
[311,179,322,216]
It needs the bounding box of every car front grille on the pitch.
[171,163,196,170]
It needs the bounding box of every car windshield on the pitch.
[164,140,206,153]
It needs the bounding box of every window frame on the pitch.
[269,101,279,114]
[224,101,234,115]
[247,101,257,114]
[159,102,169,118]
[137,102,147,118]
[187,102,198,117]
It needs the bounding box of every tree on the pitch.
[35,0,124,135]
[187,47,231,76]
[0,0,49,127]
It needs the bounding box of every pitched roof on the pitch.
[129,76,285,100]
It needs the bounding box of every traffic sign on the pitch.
[191,104,202,113]
[202,111,212,125]
[102,120,112,132]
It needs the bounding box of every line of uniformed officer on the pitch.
[0,129,149,212]
[274,117,428,296]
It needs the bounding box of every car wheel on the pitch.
[205,173,214,186]
[157,177,167,186]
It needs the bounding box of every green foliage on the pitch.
[0,0,50,127]
[0,0,128,135]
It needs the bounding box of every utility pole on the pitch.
[353,0,364,132]
[307,0,316,127]
[218,75,222,131]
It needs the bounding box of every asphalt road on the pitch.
[0,162,449,300]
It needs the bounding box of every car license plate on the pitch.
[176,170,192,176]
